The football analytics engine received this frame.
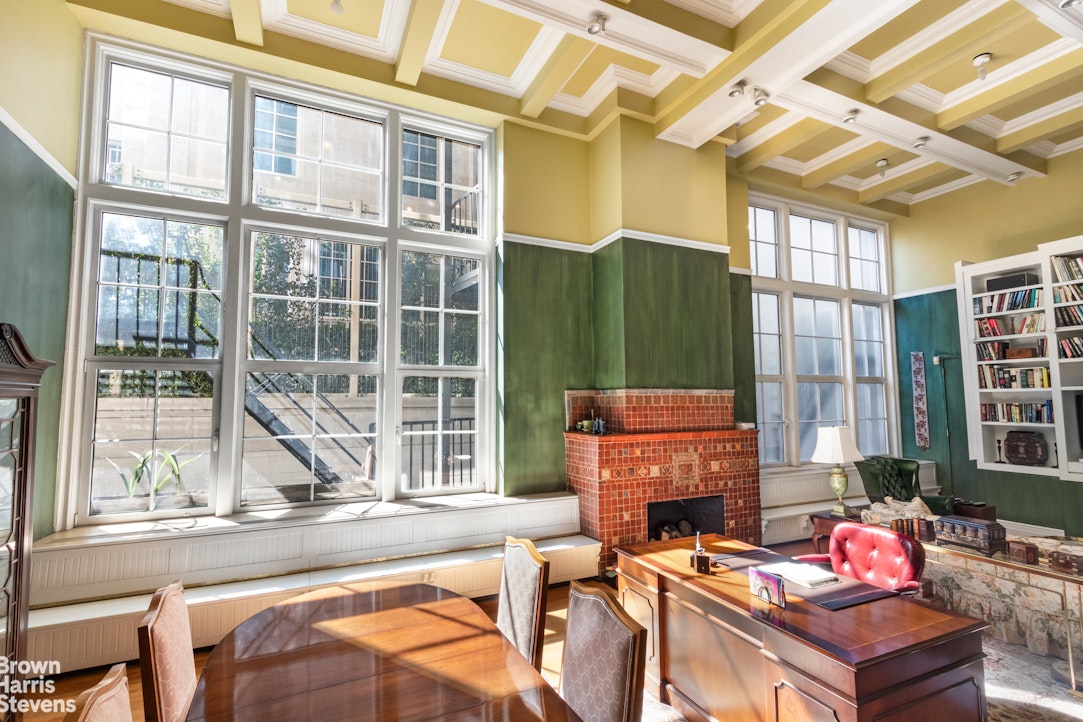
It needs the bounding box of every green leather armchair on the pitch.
[854,456,956,516]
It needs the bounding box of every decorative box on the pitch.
[1008,541,1039,565]
[953,502,996,521]
[1049,550,1083,576]
[1003,430,1048,466]
[933,515,1007,557]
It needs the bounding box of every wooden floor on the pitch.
[23,540,814,721]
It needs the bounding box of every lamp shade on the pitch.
[810,426,864,465]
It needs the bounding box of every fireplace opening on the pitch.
[647,494,725,542]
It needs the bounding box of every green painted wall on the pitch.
[499,242,594,494]
[0,122,73,538]
[729,272,755,424]
[593,238,734,390]
[895,289,1083,535]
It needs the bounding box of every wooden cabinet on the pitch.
[0,323,53,717]
[955,235,1083,480]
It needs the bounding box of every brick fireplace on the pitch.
[564,389,760,571]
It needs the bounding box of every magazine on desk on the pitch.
[755,561,840,589]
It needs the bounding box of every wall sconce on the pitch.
[586,14,607,35]
[912,136,929,149]
[752,87,769,107]
[842,109,860,124]
[876,158,889,178]
[330,0,343,13]
[973,52,992,81]
[1007,171,1023,183]
[728,80,747,98]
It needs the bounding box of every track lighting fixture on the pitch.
[842,109,859,124]
[912,136,929,150]
[1007,171,1023,183]
[752,87,769,107]
[586,14,607,35]
[876,159,889,178]
[330,0,343,14]
[973,52,992,81]
[1060,0,1081,9]
[728,80,747,98]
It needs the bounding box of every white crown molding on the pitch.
[1016,0,1083,45]
[1049,134,1083,158]
[502,230,730,255]
[907,174,984,204]
[895,83,944,114]
[0,105,77,189]
[824,51,871,83]
[166,0,230,18]
[801,137,880,174]
[1000,91,1083,135]
[660,0,761,26]
[726,112,807,156]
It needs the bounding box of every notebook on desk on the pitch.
[756,561,840,588]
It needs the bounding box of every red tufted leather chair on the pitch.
[795,522,925,593]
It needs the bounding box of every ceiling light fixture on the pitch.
[330,0,343,14]
[842,109,860,124]
[973,52,992,81]
[1060,0,1082,9]
[1007,171,1023,183]
[752,87,769,107]
[876,158,889,178]
[912,136,929,149]
[586,14,607,35]
[728,80,747,98]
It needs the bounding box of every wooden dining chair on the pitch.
[63,662,133,722]
[559,581,646,722]
[495,536,550,671]
[138,580,198,722]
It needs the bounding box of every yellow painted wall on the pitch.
[892,147,1083,293]
[501,122,591,244]
[589,118,623,242]
[617,116,728,245]
[0,0,84,174]
[727,175,750,268]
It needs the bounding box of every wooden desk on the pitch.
[186,580,579,721]
[615,534,988,722]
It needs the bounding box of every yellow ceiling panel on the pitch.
[847,0,968,60]
[287,0,384,39]
[849,149,921,181]
[1049,125,1083,147]
[560,46,660,99]
[442,0,542,78]
[996,78,1083,121]
[785,126,860,164]
[901,168,968,195]
[920,22,1059,95]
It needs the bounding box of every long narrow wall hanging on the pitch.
[912,351,930,449]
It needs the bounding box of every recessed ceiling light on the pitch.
[842,109,859,124]
[728,80,747,98]
[329,0,343,14]
[586,14,607,35]
[752,88,769,107]
[912,136,929,149]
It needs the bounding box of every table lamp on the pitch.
[811,426,864,517]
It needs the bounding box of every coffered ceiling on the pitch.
[69,0,1083,215]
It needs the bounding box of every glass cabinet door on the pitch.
[0,398,23,667]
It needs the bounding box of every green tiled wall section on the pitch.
[0,123,74,538]
[895,289,1083,535]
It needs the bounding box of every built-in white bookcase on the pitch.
[956,235,1083,480]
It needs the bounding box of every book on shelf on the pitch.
[979,400,1054,424]
[977,365,1050,390]
[1052,256,1083,283]
[1055,304,1083,328]
[1060,336,1083,359]
[972,287,1042,315]
[1053,284,1083,304]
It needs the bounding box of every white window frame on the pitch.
[749,192,899,468]
[56,37,495,529]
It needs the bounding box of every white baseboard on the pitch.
[27,534,600,673]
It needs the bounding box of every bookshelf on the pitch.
[955,235,1083,480]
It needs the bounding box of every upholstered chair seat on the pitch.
[496,536,550,671]
[559,581,646,722]
[854,456,956,515]
[64,662,133,722]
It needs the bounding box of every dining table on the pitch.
[185,579,581,721]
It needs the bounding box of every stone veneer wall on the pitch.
[564,389,759,571]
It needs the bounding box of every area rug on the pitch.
[641,634,1083,722]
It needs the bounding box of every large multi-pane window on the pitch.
[749,193,895,466]
[67,41,491,525]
